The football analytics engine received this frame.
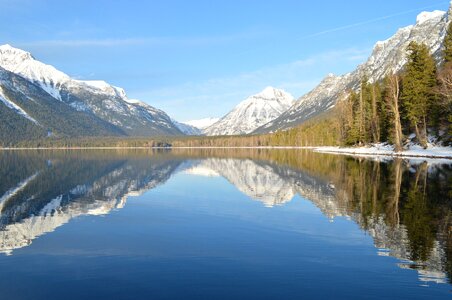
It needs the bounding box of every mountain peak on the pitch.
[0,44,34,61]
[259,86,277,97]
[416,10,445,25]
[253,86,294,102]
[204,87,294,136]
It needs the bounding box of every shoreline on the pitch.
[312,146,452,160]
[0,145,451,160]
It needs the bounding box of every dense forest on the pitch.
[336,39,451,150]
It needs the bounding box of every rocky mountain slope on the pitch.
[254,9,450,134]
[204,86,294,136]
[0,44,183,142]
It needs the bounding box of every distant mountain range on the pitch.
[0,6,450,143]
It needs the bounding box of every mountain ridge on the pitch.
[0,44,183,142]
[253,8,450,134]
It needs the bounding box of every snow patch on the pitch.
[79,80,111,90]
[184,117,220,130]
[0,87,39,124]
[313,144,452,160]
[416,10,445,25]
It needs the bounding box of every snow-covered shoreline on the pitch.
[313,144,452,159]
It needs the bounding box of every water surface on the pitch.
[0,149,450,299]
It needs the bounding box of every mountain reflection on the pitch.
[0,149,450,286]
[0,150,184,255]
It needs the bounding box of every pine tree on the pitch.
[401,42,437,148]
[444,21,452,63]
[346,91,360,145]
[370,83,383,143]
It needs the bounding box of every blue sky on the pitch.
[0,0,450,121]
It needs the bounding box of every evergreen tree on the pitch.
[346,91,360,145]
[401,42,437,148]
[444,21,452,63]
[370,83,381,143]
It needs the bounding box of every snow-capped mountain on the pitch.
[171,119,202,135]
[0,44,182,140]
[184,117,220,130]
[204,86,294,136]
[171,117,223,135]
[254,8,450,133]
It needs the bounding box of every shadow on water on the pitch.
[0,148,451,287]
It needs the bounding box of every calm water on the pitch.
[0,149,451,299]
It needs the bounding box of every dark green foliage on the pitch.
[401,42,438,147]
[336,41,450,149]
[340,79,388,146]
[444,21,452,63]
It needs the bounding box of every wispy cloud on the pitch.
[132,47,371,120]
[17,30,271,48]
[299,1,449,40]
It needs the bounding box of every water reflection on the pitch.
[0,149,450,287]
[0,151,183,254]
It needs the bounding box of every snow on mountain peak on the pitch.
[254,86,293,101]
[204,87,294,136]
[258,86,278,98]
[79,80,112,90]
[184,117,220,130]
[0,44,183,136]
[0,44,70,100]
[77,80,128,98]
[416,10,445,25]
[0,44,34,61]
[0,44,134,103]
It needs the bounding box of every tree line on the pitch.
[337,30,452,150]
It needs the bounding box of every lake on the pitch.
[0,149,450,299]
